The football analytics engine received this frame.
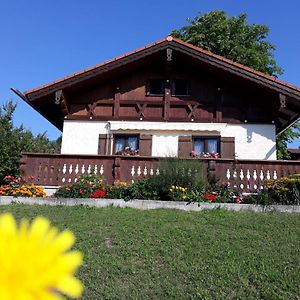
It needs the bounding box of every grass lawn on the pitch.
[0,205,299,299]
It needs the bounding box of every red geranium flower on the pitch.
[235,197,241,203]
[90,189,106,198]
[202,193,217,201]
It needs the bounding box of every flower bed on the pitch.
[2,164,298,206]
[0,176,45,197]
[54,174,106,198]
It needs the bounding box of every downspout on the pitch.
[106,121,111,155]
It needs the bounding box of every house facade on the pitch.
[13,36,300,191]
[17,36,300,162]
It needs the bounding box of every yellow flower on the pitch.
[0,213,83,299]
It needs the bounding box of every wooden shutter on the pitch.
[98,134,111,155]
[139,134,152,156]
[178,136,192,157]
[221,137,235,159]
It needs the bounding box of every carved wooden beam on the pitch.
[215,87,223,122]
[279,93,286,108]
[187,103,199,120]
[136,103,147,119]
[164,51,172,121]
[55,90,69,115]
[113,86,120,118]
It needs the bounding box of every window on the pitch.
[172,79,189,96]
[193,137,220,157]
[114,135,139,155]
[147,79,164,96]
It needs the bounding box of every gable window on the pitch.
[172,79,190,96]
[192,137,219,158]
[114,135,139,155]
[147,79,164,96]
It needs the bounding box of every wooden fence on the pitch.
[20,153,300,193]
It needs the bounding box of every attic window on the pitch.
[147,79,164,96]
[172,79,190,96]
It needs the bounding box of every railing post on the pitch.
[20,154,28,179]
[113,157,121,182]
[207,159,217,187]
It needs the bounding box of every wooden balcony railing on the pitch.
[20,153,300,193]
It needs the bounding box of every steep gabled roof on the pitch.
[14,36,300,132]
[24,36,300,99]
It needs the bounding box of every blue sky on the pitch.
[0,0,299,147]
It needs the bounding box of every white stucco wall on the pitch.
[61,121,108,155]
[223,124,276,160]
[61,120,276,160]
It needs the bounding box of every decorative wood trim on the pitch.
[26,40,300,101]
[164,58,172,121]
[55,90,69,115]
[113,86,120,118]
[215,87,223,122]
[279,93,286,108]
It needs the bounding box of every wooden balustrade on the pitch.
[20,153,300,193]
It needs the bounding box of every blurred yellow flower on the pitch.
[0,213,83,299]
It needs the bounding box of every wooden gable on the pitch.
[14,36,300,134]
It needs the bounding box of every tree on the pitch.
[276,124,300,159]
[172,10,283,76]
[172,10,299,158]
[0,101,61,182]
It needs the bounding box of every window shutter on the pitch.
[221,137,235,159]
[139,134,152,156]
[178,136,192,157]
[98,134,110,155]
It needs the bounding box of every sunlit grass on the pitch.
[1,205,299,299]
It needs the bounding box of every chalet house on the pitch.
[14,36,300,192]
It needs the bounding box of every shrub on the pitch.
[106,182,129,199]
[265,173,300,205]
[212,183,241,203]
[54,174,105,198]
[0,175,45,197]
[243,191,273,205]
[148,158,207,198]
[125,179,160,200]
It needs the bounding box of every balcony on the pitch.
[21,153,300,193]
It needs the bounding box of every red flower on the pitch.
[202,193,217,201]
[235,197,241,203]
[90,189,106,198]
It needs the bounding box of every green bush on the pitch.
[125,179,160,200]
[243,191,273,205]
[106,182,129,199]
[150,158,206,196]
[54,174,105,198]
[243,173,300,205]
[265,174,300,205]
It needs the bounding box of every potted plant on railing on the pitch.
[190,150,220,158]
[115,147,139,156]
